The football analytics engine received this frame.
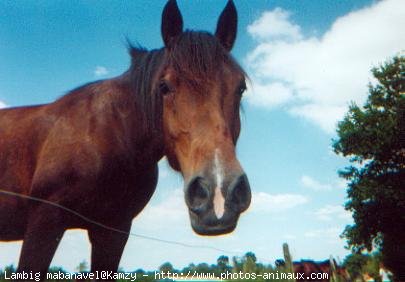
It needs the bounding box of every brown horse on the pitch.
[0,0,251,280]
[293,259,351,282]
[293,260,329,281]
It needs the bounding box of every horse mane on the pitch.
[126,46,165,134]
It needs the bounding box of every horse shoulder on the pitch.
[28,81,149,201]
[0,105,54,194]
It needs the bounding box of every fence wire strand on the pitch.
[0,188,271,263]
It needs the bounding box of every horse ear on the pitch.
[215,0,237,51]
[161,0,183,47]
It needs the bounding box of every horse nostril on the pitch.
[186,177,210,214]
[228,174,251,212]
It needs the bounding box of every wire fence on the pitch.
[0,188,272,264]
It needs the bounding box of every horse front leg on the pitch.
[17,204,65,281]
[88,221,131,281]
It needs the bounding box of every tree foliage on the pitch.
[343,252,382,282]
[217,255,231,273]
[159,262,175,273]
[333,56,405,280]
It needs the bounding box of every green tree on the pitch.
[244,252,257,263]
[159,262,175,273]
[232,256,242,273]
[181,263,196,274]
[333,56,405,281]
[343,252,383,282]
[217,255,230,274]
[343,253,369,280]
[194,263,212,274]
[242,252,258,274]
[0,265,16,282]
[363,253,383,282]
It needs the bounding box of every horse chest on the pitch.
[68,163,159,227]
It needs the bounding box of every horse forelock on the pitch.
[166,31,246,89]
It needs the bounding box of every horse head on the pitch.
[158,0,251,235]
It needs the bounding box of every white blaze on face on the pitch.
[213,149,225,219]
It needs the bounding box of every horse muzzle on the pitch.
[185,173,251,236]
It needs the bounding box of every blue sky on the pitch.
[1,0,404,272]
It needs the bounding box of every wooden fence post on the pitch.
[283,243,295,282]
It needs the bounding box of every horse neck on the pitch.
[113,49,166,163]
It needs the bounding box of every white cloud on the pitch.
[0,241,22,269]
[0,100,8,109]
[94,66,109,77]
[247,8,302,42]
[301,175,333,191]
[300,175,349,192]
[159,168,170,179]
[51,230,91,271]
[246,0,405,133]
[314,204,352,221]
[251,192,309,213]
[246,81,293,108]
[132,189,188,231]
[304,227,342,242]
[288,104,347,133]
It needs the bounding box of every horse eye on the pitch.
[159,81,171,95]
[237,81,247,96]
